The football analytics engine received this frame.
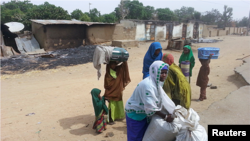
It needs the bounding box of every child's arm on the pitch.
[207,54,213,63]
[102,96,109,115]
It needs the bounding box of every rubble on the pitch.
[191,38,223,43]
[1,45,97,75]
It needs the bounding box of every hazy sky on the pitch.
[2,0,250,20]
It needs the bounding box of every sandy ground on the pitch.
[1,35,250,141]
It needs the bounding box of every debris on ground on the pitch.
[25,113,35,116]
[41,54,54,58]
[1,45,97,75]
[105,132,114,137]
[191,38,223,43]
[210,86,217,89]
[36,130,41,134]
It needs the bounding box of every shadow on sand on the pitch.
[58,114,99,136]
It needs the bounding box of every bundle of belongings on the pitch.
[143,105,208,141]
[93,45,129,80]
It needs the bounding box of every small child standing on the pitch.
[91,88,109,133]
[196,54,213,101]
[179,45,195,83]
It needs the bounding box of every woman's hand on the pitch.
[165,114,174,122]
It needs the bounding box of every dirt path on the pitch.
[1,35,250,141]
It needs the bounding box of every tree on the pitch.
[174,6,195,22]
[101,12,117,23]
[126,0,145,20]
[143,6,154,20]
[114,7,121,20]
[117,0,129,20]
[23,2,71,30]
[89,8,101,22]
[71,9,84,20]
[156,8,176,21]
[237,17,249,27]
[194,11,201,20]
[1,0,34,24]
[221,5,233,28]
[201,9,222,25]
[79,14,91,21]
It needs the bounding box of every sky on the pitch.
[2,0,250,20]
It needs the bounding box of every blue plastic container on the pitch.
[198,47,220,59]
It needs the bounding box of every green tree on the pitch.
[89,8,101,22]
[221,5,233,28]
[3,0,33,12]
[1,0,34,24]
[101,12,117,23]
[79,14,91,21]
[237,17,249,27]
[71,9,84,20]
[174,6,195,22]
[143,6,154,20]
[23,2,71,30]
[194,11,201,20]
[114,7,121,20]
[156,8,176,21]
[201,9,222,25]
[126,0,145,20]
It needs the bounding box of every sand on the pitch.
[1,35,250,141]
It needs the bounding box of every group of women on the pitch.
[90,42,212,140]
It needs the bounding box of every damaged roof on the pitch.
[30,20,115,26]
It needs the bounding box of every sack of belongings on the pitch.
[142,114,182,141]
[142,105,207,141]
[93,46,130,80]
[174,106,207,141]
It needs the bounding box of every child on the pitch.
[91,88,109,133]
[196,54,213,101]
[179,45,195,83]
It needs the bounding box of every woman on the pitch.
[125,61,175,141]
[142,42,163,79]
[104,61,131,124]
[196,54,213,101]
[162,53,191,109]
[91,88,109,133]
[179,45,195,83]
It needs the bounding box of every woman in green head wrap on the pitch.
[179,45,195,83]
[91,88,109,133]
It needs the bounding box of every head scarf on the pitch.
[162,53,174,65]
[179,45,194,64]
[91,88,108,117]
[143,42,163,79]
[125,61,176,116]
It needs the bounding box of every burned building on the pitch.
[31,20,116,51]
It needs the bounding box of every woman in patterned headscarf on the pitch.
[125,61,176,141]
[162,53,191,109]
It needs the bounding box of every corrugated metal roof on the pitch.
[30,20,115,26]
